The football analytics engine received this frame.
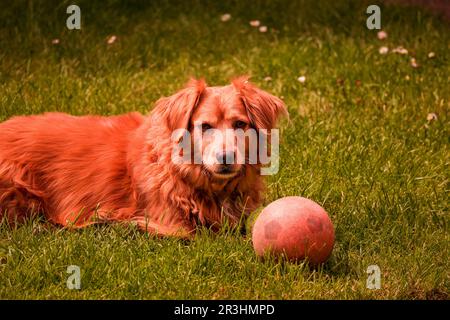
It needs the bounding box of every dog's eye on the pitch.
[234,120,248,129]
[201,123,213,131]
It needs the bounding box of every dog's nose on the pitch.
[216,151,235,164]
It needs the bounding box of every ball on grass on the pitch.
[252,196,335,265]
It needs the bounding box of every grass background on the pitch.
[0,0,449,299]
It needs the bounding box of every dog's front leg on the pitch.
[131,216,195,239]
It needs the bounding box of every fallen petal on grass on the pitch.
[250,20,260,27]
[297,76,306,83]
[258,26,268,33]
[107,35,117,45]
[221,14,231,22]
[377,30,388,40]
[379,46,389,54]
[263,76,272,82]
[428,52,436,59]
[392,46,408,55]
[410,58,419,68]
[51,38,60,45]
[427,113,438,121]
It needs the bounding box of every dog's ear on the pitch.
[153,78,206,135]
[232,76,288,129]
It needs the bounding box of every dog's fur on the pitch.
[0,77,287,237]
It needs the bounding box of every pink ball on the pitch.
[252,196,335,265]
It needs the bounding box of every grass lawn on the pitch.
[0,0,449,299]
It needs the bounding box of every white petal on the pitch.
[377,31,388,40]
[379,46,389,54]
[107,35,117,44]
[221,14,231,22]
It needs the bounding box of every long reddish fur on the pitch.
[0,77,286,237]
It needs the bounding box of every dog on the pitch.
[0,76,287,237]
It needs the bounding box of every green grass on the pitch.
[0,0,449,299]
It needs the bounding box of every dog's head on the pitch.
[152,76,287,189]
